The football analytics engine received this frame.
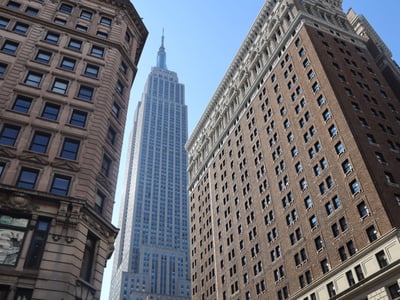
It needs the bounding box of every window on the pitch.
[100,16,112,26]
[80,10,92,20]
[327,282,336,297]
[25,71,43,87]
[95,191,105,214]
[41,102,60,120]
[44,31,60,44]
[13,22,29,34]
[52,78,69,94]
[0,213,29,266]
[0,124,20,146]
[300,178,307,191]
[12,95,32,113]
[325,202,334,216]
[322,109,331,121]
[312,82,320,92]
[376,250,388,268]
[366,226,378,242]
[25,7,39,15]
[355,265,364,280]
[388,283,400,299]
[80,232,97,282]
[315,236,323,251]
[335,142,345,155]
[349,179,360,195]
[112,102,120,118]
[304,196,312,210]
[50,174,71,196]
[60,138,80,160]
[17,168,39,189]
[75,24,87,32]
[342,159,352,174]
[309,215,318,229]
[7,1,20,9]
[24,218,51,269]
[339,246,347,261]
[90,45,104,57]
[77,85,94,101]
[84,64,99,78]
[30,131,51,153]
[107,127,116,145]
[339,217,348,231]
[35,50,52,64]
[328,125,337,137]
[101,154,112,176]
[68,39,82,51]
[96,31,108,38]
[116,80,124,95]
[59,3,73,14]
[0,62,7,77]
[0,16,10,28]
[1,40,19,54]
[120,61,128,75]
[357,201,369,218]
[54,18,66,25]
[321,259,330,273]
[70,110,87,127]
[60,57,76,71]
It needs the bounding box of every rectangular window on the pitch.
[84,64,99,78]
[25,71,43,87]
[116,80,124,95]
[52,78,69,94]
[13,22,29,34]
[96,31,108,38]
[75,24,87,32]
[0,16,10,28]
[327,282,336,297]
[0,124,20,146]
[60,138,80,160]
[355,265,364,280]
[35,50,52,64]
[59,3,73,14]
[1,40,19,54]
[77,85,94,101]
[70,110,87,127]
[68,39,82,51]
[0,62,7,77]
[54,17,66,25]
[41,102,60,120]
[25,7,39,15]
[0,214,29,266]
[30,131,51,153]
[24,218,51,269]
[7,1,20,9]
[80,232,98,282]
[101,154,112,176]
[376,250,388,268]
[100,16,112,26]
[17,168,39,189]
[12,95,32,113]
[95,192,105,214]
[90,45,104,57]
[349,179,360,195]
[60,57,76,71]
[112,102,120,118]
[50,174,71,196]
[80,10,93,20]
[44,31,60,44]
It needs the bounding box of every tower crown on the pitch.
[156,31,168,69]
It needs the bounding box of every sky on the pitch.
[100,1,400,299]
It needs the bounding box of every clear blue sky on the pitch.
[101,1,400,299]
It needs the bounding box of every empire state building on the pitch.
[110,35,191,300]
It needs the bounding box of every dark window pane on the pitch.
[60,138,80,160]
[50,175,71,195]
[70,110,87,127]
[0,124,20,146]
[30,132,50,153]
[12,95,32,113]
[17,168,39,189]
[41,103,60,120]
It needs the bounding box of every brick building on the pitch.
[187,1,400,299]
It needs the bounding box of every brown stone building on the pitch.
[186,1,400,299]
[0,0,146,299]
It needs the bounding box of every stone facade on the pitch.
[0,0,147,299]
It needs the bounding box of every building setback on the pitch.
[0,0,146,299]
[110,35,191,300]
[186,1,400,300]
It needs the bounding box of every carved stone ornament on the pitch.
[0,192,38,211]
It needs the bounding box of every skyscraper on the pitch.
[0,0,147,299]
[187,1,400,299]
[110,35,191,300]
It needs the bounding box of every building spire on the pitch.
[156,29,167,69]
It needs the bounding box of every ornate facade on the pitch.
[0,0,146,299]
[187,1,400,299]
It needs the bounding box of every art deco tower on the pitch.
[110,35,191,300]
[0,0,146,299]
[187,1,400,299]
